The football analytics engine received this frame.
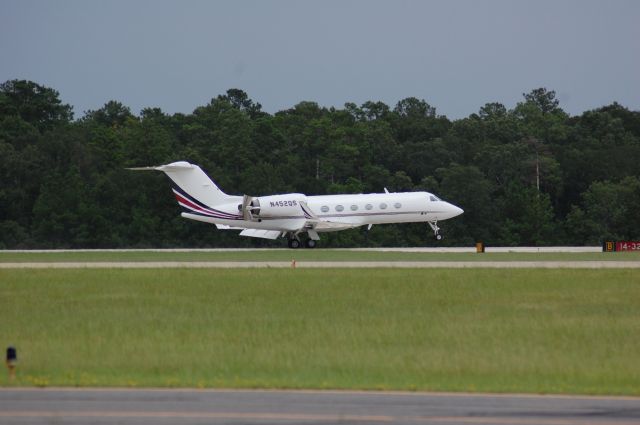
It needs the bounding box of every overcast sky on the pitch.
[1,0,638,119]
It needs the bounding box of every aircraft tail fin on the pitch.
[128,161,235,208]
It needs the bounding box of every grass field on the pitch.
[1,249,639,262]
[1,268,639,395]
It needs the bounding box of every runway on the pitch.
[2,247,603,253]
[1,388,639,425]
[1,260,639,268]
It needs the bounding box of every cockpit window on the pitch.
[429,195,440,202]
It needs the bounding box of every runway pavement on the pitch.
[2,246,603,253]
[1,388,639,425]
[1,260,639,268]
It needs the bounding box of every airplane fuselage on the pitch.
[181,191,462,232]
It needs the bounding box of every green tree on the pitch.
[215,88,264,119]
[499,184,556,245]
[83,101,133,128]
[0,79,73,131]
[436,164,495,244]
[566,177,640,243]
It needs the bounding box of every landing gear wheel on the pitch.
[436,234,443,241]
[288,239,301,249]
[305,239,317,249]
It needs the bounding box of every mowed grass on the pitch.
[1,268,639,395]
[1,249,639,262]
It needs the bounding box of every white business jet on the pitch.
[130,161,463,248]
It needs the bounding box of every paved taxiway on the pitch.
[1,388,639,425]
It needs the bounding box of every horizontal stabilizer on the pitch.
[127,161,195,172]
[239,229,282,239]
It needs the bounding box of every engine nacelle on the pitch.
[250,193,307,218]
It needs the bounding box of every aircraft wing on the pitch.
[299,200,362,231]
[310,220,361,231]
[216,224,282,239]
[215,224,244,230]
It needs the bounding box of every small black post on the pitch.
[6,346,17,381]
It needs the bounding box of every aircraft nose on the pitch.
[445,203,464,218]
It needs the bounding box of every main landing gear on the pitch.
[287,238,301,249]
[287,234,318,249]
[428,221,443,241]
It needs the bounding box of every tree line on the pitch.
[1,79,639,248]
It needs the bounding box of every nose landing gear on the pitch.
[428,221,443,241]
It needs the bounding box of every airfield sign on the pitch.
[603,241,640,252]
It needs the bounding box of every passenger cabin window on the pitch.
[394,202,402,209]
[380,203,387,209]
[335,205,344,212]
[365,204,373,210]
[321,205,329,213]
[350,205,358,211]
